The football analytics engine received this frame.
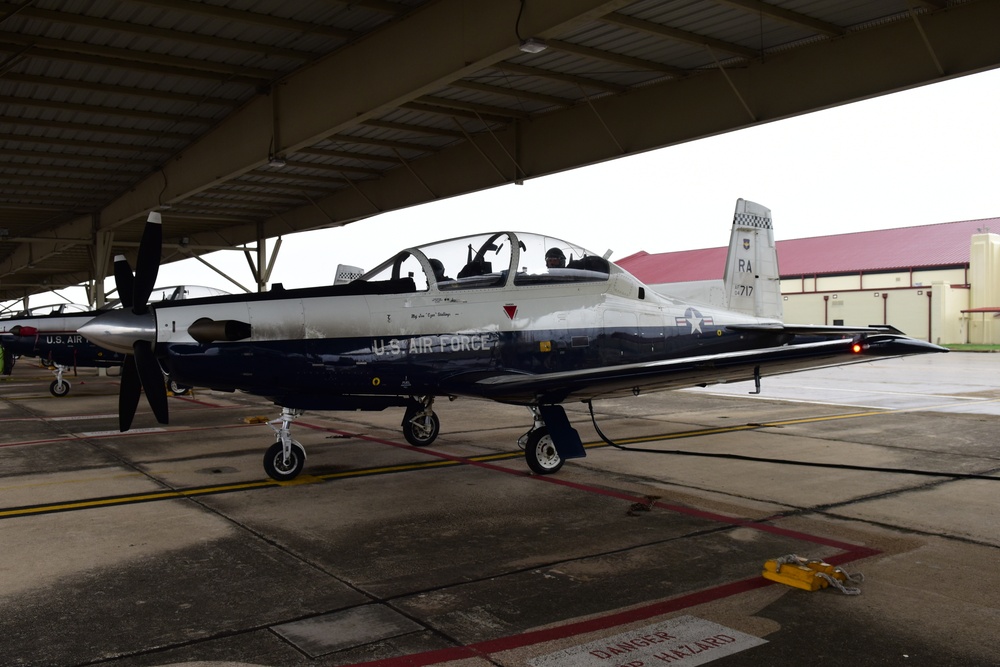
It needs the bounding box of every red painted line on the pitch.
[290,423,883,667]
[0,422,257,449]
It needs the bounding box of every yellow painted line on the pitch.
[589,409,887,447]
[0,408,897,520]
[0,480,279,519]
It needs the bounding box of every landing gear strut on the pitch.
[264,407,306,481]
[48,364,71,397]
[402,396,440,447]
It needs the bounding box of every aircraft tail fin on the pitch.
[722,199,782,320]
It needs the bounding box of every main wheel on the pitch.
[263,441,306,481]
[49,379,71,397]
[525,427,564,475]
[402,407,440,446]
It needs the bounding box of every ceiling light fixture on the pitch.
[519,37,547,54]
[268,155,287,168]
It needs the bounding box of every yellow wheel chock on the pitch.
[763,555,864,595]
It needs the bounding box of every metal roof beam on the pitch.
[128,0,359,39]
[545,39,687,77]
[236,0,1000,242]
[0,72,240,109]
[449,80,574,108]
[407,96,529,121]
[494,61,627,95]
[0,132,175,155]
[3,148,162,168]
[0,95,215,126]
[326,134,436,154]
[714,0,845,37]
[95,0,632,227]
[0,3,319,60]
[601,12,759,60]
[297,146,398,164]
[361,119,466,139]
[398,101,517,124]
[0,116,192,142]
[0,35,275,82]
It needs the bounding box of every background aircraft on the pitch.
[80,203,946,481]
[1,286,228,396]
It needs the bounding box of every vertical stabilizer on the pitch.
[722,199,782,320]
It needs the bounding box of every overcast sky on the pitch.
[10,67,1000,308]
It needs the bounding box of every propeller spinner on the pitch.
[79,212,169,431]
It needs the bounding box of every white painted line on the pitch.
[529,615,766,667]
[47,414,119,421]
[76,428,166,437]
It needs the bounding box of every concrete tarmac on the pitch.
[1,353,998,666]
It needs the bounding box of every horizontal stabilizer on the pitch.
[726,323,906,336]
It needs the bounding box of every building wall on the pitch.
[968,233,1000,343]
[781,267,967,295]
[647,234,1000,345]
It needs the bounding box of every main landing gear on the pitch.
[518,407,562,475]
[257,400,584,482]
[259,397,443,482]
[401,396,440,447]
[518,404,586,475]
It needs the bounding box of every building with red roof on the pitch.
[617,217,1000,345]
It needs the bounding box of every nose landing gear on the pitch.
[264,407,306,481]
[49,364,71,397]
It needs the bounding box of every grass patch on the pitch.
[944,344,1000,352]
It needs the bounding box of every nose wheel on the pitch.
[49,364,71,397]
[263,440,306,481]
[264,407,307,481]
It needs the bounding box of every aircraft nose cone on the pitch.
[79,310,156,355]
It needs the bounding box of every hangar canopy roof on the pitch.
[3,0,1000,303]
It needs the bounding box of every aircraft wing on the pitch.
[469,334,945,405]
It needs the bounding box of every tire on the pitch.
[402,407,440,446]
[168,378,190,396]
[49,379,71,397]
[525,427,564,475]
[263,441,306,481]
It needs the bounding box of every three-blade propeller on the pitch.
[114,212,168,431]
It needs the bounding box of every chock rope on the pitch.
[585,400,1000,481]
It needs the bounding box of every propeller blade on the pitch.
[132,212,162,314]
[133,339,169,425]
[119,355,142,432]
[113,254,135,309]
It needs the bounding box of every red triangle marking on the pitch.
[503,304,518,320]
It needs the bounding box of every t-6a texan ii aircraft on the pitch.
[1,286,227,396]
[79,200,946,481]
[0,303,123,395]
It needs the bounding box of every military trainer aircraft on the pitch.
[1,286,227,395]
[79,201,946,481]
[1,305,124,395]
